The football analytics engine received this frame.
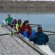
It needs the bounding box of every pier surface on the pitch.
[0,26,40,55]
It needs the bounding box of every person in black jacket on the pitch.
[29,26,49,45]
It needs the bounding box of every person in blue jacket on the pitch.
[29,26,49,45]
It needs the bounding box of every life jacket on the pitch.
[16,23,22,31]
[12,19,17,25]
[5,17,13,25]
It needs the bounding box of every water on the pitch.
[0,13,55,52]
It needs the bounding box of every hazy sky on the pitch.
[9,0,55,1]
[16,0,55,1]
[30,0,55,1]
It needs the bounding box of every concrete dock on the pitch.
[0,26,41,55]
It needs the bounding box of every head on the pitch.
[14,19,17,21]
[37,26,43,32]
[23,20,29,27]
[14,19,17,23]
[18,19,22,24]
[8,14,10,17]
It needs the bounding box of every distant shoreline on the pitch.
[0,1,55,13]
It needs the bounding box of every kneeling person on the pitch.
[18,20,32,38]
[29,26,49,45]
[5,14,13,25]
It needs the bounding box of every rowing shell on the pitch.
[35,44,55,55]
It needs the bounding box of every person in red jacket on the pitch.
[18,20,32,38]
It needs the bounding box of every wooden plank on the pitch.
[5,26,47,55]
[0,26,11,34]
[0,27,40,55]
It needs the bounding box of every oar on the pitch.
[30,24,41,26]
[0,33,12,36]
[35,29,55,33]
[0,30,14,36]
[43,30,55,33]
[31,25,39,28]
[48,34,55,36]
[1,24,41,27]
[2,24,55,34]
[30,24,55,33]
[2,24,15,27]
[0,30,55,37]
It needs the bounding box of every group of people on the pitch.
[4,14,49,45]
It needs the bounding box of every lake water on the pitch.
[0,13,55,52]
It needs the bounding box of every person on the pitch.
[16,19,22,31]
[12,19,17,28]
[18,20,32,38]
[29,26,49,45]
[5,14,13,25]
[12,19,17,25]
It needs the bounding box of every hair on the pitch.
[14,19,17,21]
[37,26,42,32]
[8,14,10,17]
[23,20,29,26]
[18,19,22,23]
